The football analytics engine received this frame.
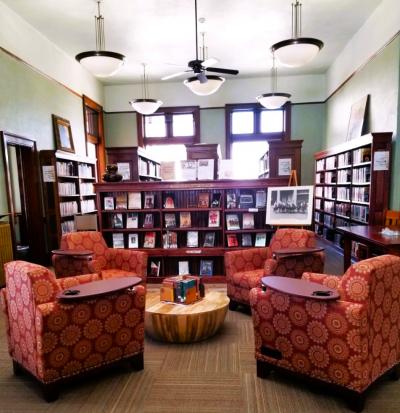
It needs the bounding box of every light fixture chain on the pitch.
[194,0,199,60]
[95,1,105,51]
[292,1,302,39]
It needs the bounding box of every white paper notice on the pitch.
[197,159,214,180]
[373,151,389,171]
[278,158,292,176]
[117,162,131,180]
[42,166,55,182]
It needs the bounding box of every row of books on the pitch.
[324,201,334,213]
[352,166,370,183]
[150,260,214,278]
[61,220,75,234]
[139,158,160,177]
[58,182,77,196]
[353,147,371,164]
[81,199,96,213]
[324,186,335,199]
[351,205,369,222]
[315,199,322,209]
[104,192,153,210]
[337,169,351,183]
[324,215,334,227]
[326,156,336,170]
[226,191,266,209]
[161,159,215,181]
[164,192,222,209]
[336,202,350,217]
[57,161,75,177]
[316,159,325,171]
[338,152,351,167]
[315,187,323,197]
[78,164,94,178]
[352,187,369,203]
[336,217,350,227]
[60,201,78,217]
[80,183,94,195]
[314,212,321,223]
[337,187,350,201]
[324,171,336,183]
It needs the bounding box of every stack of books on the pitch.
[160,275,204,305]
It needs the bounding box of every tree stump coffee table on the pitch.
[145,291,229,343]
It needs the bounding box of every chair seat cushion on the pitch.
[101,269,137,280]
[231,269,265,289]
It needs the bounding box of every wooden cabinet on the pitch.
[106,146,161,181]
[313,132,392,255]
[40,150,98,252]
[95,178,288,282]
[259,140,303,182]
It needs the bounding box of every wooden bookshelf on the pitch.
[40,150,98,253]
[313,132,392,257]
[95,178,288,282]
[106,146,161,181]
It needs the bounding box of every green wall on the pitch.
[325,36,400,208]
[104,112,137,147]
[0,50,88,214]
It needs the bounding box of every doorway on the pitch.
[1,131,47,264]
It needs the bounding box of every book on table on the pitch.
[186,231,199,248]
[128,233,139,248]
[143,232,156,248]
[112,233,124,249]
[178,260,190,275]
[198,192,210,208]
[112,213,124,229]
[144,193,155,209]
[179,211,191,228]
[128,192,141,209]
[255,233,267,247]
[126,212,138,228]
[203,232,215,247]
[242,212,255,229]
[208,210,220,227]
[143,213,154,228]
[115,193,127,209]
[199,260,213,276]
[104,196,114,210]
[227,234,239,247]
[164,213,176,228]
[241,233,252,247]
[226,213,240,230]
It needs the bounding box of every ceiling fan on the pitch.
[161,0,239,84]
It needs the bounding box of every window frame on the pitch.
[225,102,291,158]
[137,106,200,147]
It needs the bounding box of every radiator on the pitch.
[0,223,13,286]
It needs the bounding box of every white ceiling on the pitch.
[3,0,382,84]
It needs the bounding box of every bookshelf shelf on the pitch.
[313,132,392,257]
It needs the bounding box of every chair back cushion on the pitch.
[269,228,316,253]
[60,231,108,270]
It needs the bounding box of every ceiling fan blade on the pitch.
[197,71,208,84]
[161,71,189,81]
[206,67,239,75]
[201,57,218,68]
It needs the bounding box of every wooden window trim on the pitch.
[225,102,291,158]
[137,106,200,147]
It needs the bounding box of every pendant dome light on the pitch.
[129,64,163,115]
[75,0,125,78]
[271,1,323,68]
[256,54,291,109]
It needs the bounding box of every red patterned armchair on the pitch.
[250,255,400,411]
[52,231,147,281]
[0,261,146,401]
[225,228,324,309]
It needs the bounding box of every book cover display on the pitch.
[227,234,239,247]
[226,192,236,209]
[115,193,127,209]
[143,232,156,248]
[242,233,252,247]
[128,192,141,209]
[179,212,191,228]
[255,233,267,247]
[164,213,177,228]
[203,232,215,247]
[187,231,199,247]
[144,193,155,209]
[143,213,154,228]
[128,233,139,248]
[112,213,123,229]
[112,233,124,248]
[126,212,138,228]
[198,192,210,208]
[104,196,114,210]
[242,212,255,229]
[226,214,240,230]
[208,211,220,227]
[199,260,213,276]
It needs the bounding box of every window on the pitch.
[137,106,200,149]
[225,103,291,178]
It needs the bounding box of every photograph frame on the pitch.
[346,95,369,141]
[52,114,75,153]
[266,185,314,226]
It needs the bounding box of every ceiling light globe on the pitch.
[183,76,225,96]
[76,51,125,77]
[129,99,163,115]
[256,93,291,110]
[271,38,323,68]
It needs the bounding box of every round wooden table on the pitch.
[145,291,229,343]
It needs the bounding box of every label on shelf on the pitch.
[185,249,202,254]
[248,208,258,212]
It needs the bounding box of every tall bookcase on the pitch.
[95,178,288,282]
[313,132,392,255]
[106,146,161,181]
[40,150,98,252]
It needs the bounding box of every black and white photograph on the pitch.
[266,186,314,225]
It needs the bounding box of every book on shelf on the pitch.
[115,193,127,209]
[163,231,178,248]
[180,160,197,181]
[144,193,155,209]
[203,232,215,247]
[353,147,371,164]
[126,212,139,228]
[104,196,114,210]
[227,234,239,247]
[226,213,240,230]
[179,211,191,228]
[143,213,154,228]
[255,233,267,247]
[242,212,255,229]
[211,192,221,208]
[150,260,160,277]
[226,192,237,209]
[198,192,210,208]
[164,213,177,228]
[128,233,139,248]
[199,260,213,276]
[255,190,266,208]
[143,232,156,248]
[186,231,199,247]
[197,159,214,180]
[112,213,124,229]
[112,233,124,249]
[208,210,220,227]
[239,194,254,209]
[163,194,175,208]
[242,233,252,247]
[128,192,141,209]
[178,260,190,275]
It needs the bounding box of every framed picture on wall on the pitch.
[52,114,75,153]
[346,95,369,141]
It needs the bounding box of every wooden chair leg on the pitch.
[256,359,272,379]
[130,352,144,371]
[42,382,59,402]
[347,391,366,413]
[228,300,239,311]
[390,364,400,381]
[12,360,22,376]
